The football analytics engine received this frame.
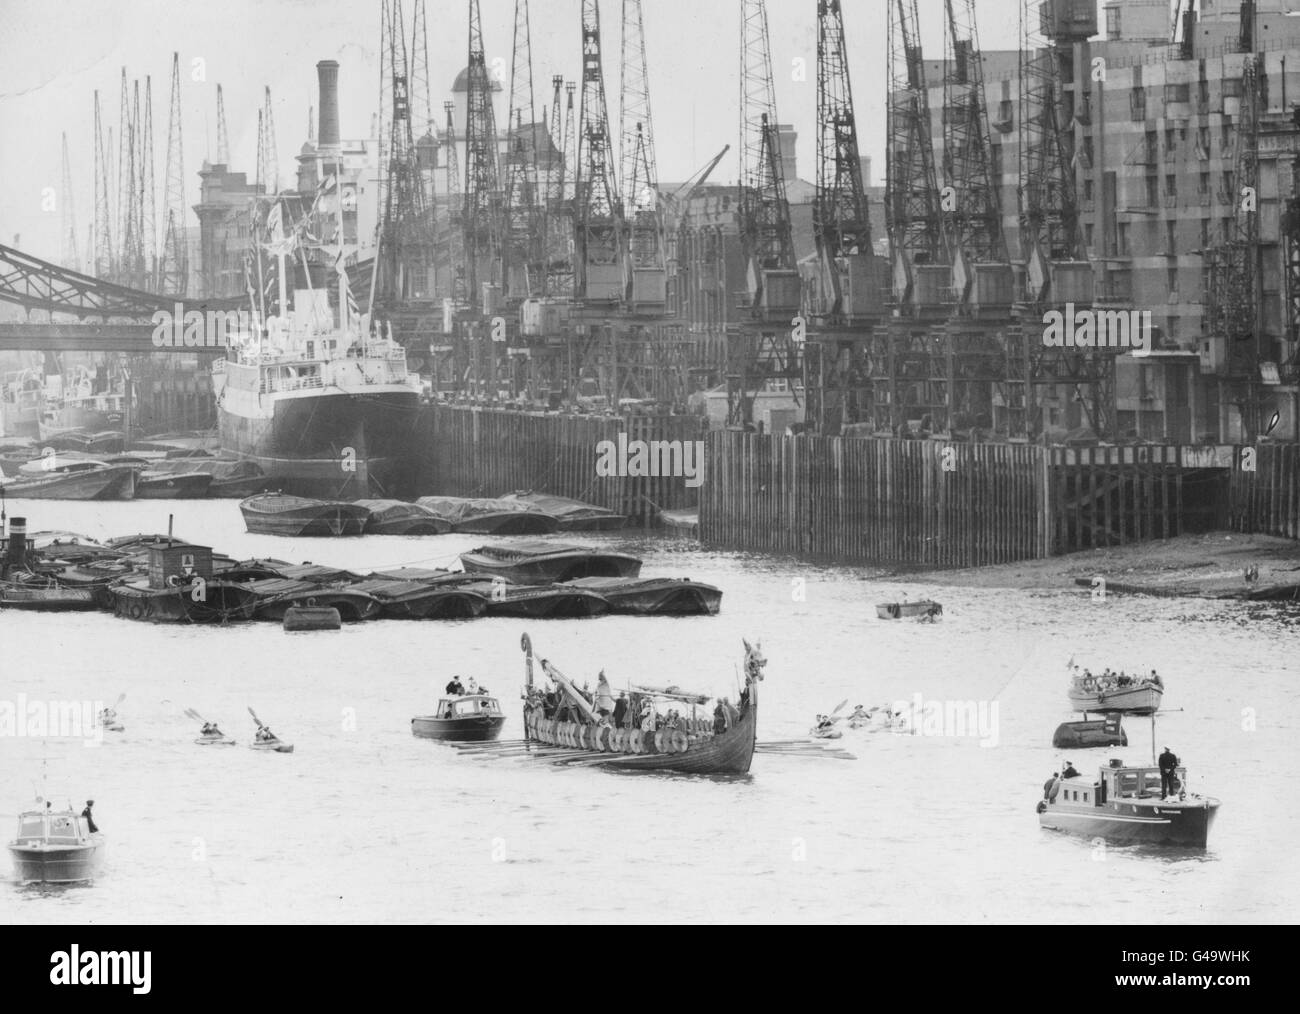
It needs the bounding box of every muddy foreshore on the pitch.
[903,531,1300,599]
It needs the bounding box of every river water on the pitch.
[1,499,1296,924]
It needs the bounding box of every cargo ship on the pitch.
[210,220,422,499]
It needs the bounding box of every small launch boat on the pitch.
[412,694,507,742]
[8,804,106,884]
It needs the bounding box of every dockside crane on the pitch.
[543,75,576,297]
[443,100,464,301]
[60,134,79,274]
[92,90,114,279]
[1204,0,1272,439]
[1017,0,1108,441]
[812,0,884,325]
[161,53,187,294]
[574,0,626,305]
[942,0,1010,303]
[502,0,542,302]
[737,0,797,320]
[377,0,431,306]
[463,0,501,309]
[620,0,666,310]
[887,0,947,312]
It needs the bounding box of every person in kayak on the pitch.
[255,726,275,743]
[849,705,870,722]
[81,800,98,834]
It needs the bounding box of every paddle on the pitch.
[247,706,265,730]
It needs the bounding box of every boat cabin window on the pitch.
[17,816,45,841]
[1115,768,1162,798]
[451,698,499,716]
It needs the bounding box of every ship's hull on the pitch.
[411,714,506,741]
[135,472,213,499]
[0,465,136,500]
[218,389,420,498]
[521,701,757,775]
[1068,685,1162,715]
[1038,797,1218,847]
[460,548,643,584]
[8,838,106,883]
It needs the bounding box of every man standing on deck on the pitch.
[1159,746,1180,799]
[613,693,628,728]
[1043,773,1060,800]
[81,800,98,834]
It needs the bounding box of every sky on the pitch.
[0,0,1043,265]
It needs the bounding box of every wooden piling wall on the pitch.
[422,405,706,519]
[1229,444,1300,539]
[700,433,1050,567]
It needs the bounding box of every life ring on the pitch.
[576,725,588,750]
[653,730,666,754]
[306,597,318,607]
[671,730,689,753]
[127,601,144,620]
[1036,800,1048,814]
[613,728,627,752]
[629,731,643,754]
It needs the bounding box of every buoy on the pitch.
[283,606,341,631]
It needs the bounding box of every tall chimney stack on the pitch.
[317,60,340,150]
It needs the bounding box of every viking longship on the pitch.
[518,633,763,775]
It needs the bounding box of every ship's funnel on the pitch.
[4,515,27,574]
[317,60,340,149]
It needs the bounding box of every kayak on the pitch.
[810,727,843,740]
[251,739,294,753]
[195,734,236,746]
[104,723,125,733]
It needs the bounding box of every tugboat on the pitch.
[411,688,507,742]
[8,800,106,884]
[1036,754,1220,848]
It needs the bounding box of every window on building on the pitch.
[1118,222,1130,256]
[1085,223,1095,249]
[1167,264,1178,293]
[1131,86,1147,121]
[1146,177,1160,207]
[1199,171,1210,197]
[1164,127,1176,153]
[1200,219,1210,248]
[1166,220,1176,252]
[1165,174,1176,199]
[1164,83,1190,105]
[1106,5,1120,39]
[1084,178,1095,201]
